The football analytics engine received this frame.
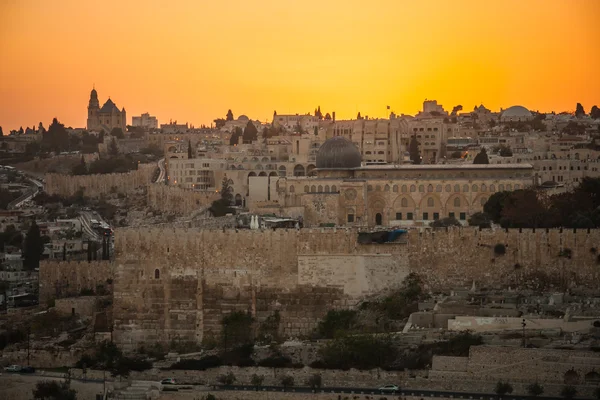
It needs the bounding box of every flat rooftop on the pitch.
[317,163,534,171]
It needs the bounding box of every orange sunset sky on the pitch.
[0,0,599,131]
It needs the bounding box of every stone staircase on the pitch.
[114,381,160,400]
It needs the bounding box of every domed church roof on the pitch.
[316,136,362,169]
[502,105,532,118]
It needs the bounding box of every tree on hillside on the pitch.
[315,106,322,119]
[242,121,258,144]
[575,103,585,117]
[409,135,421,165]
[0,126,3,137]
[500,189,552,228]
[468,212,492,228]
[43,118,69,153]
[229,127,242,145]
[495,381,513,396]
[473,148,490,164]
[110,127,124,139]
[23,220,44,270]
[209,177,234,217]
[591,105,600,119]
[71,155,87,175]
[33,381,77,400]
[526,382,544,397]
[214,118,226,129]
[561,385,577,399]
[357,112,362,119]
[109,137,119,156]
[187,139,193,159]
[483,191,511,223]
[226,109,234,121]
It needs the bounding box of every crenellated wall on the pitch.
[44,164,154,197]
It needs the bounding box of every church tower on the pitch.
[87,87,100,131]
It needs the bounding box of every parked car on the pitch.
[378,384,400,393]
[161,378,176,385]
[4,365,21,372]
[21,366,35,373]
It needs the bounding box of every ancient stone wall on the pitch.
[54,297,98,317]
[146,184,218,215]
[107,227,600,348]
[39,260,114,304]
[44,164,154,197]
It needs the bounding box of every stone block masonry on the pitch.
[44,163,154,198]
[146,184,218,215]
[39,260,114,304]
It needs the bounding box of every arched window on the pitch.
[318,185,323,192]
[368,185,373,191]
[445,184,451,192]
[401,198,408,207]
[454,197,460,207]
[499,184,505,191]
[419,185,424,192]
[331,185,337,192]
[489,184,496,192]
[393,185,398,192]
[324,185,330,192]
[481,184,487,192]
[427,184,434,192]
[311,185,316,192]
[410,185,416,192]
[515,184,520,190]
[289,185,295,193]
[154,269,160,279]
[506,184,512,191]
[472,184,478,192]
[304,185,309,193]
[436,185,442,192]
[463,184,469,192]
[384,184,390,192]
[454,184,460,192]
[402,185,408,193]
[427,197,434,207]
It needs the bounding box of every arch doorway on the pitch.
[235,194,242,207]
[375,213,383,225]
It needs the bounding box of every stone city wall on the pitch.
[146,184,218,215]
[44,163,154,197]
[1,348,83,368]
[54,296,98,317]
[39,260,114,304]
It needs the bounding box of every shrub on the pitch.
[280,375,294,390]
[429,217,462,228]
[560,385,577,399]
[257,355,293,368]
[318,334,397,370]
[559,248,573,259]
[526,382,544,396]
[432,332,483,357]
[317,310,358,339]
[494,243,506,256]
[33,381,76,400]
[221,343,255,367]
[217,372,236,386]
[307,373,322,390]
[205,394,217,400]
[79,288,95,296]
[468,212,492,228]
[250,374,264,389]
[221,311,254,350]
[170,355,222,370]
[494,381,513,395]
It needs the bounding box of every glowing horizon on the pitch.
[0,0,599,131]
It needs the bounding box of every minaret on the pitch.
[87,87,100,131]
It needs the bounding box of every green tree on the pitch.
[221,311,253,350]
[23,220,44,270]
[33,381,77,400]
[494,381,513,395]
[409,135,421,165]
[591,105,600,119]
[214,118,226,129]
[229,127,242,145]
[242,121,258,144]
[317,310,358,338]
[473,148,490,164]
[226,109,234,121]
[187,139,193,159]
[561,385,577,399]
[209,177,234,217]
[306,374,322,391]
[71,155,87,175]
[498,145,513,157]
[0,126,3,136]
[217,371,236,385]
[109,137,119,156]
[280,375,294,391]
[468,212,492,228]
[483,191,511,223]
[575,103,585,117]
[110,127,124,139]
[43,118,69,153]
[526,382,544,397]
[251,374,264,390]
[430,217,461,228]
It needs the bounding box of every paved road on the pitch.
[79,211,101,241]
[8,175,43,209]
[217,385,578,400]
[1,373,105,400]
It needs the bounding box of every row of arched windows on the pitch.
[394,195,487,208]
[291,185,338,193]
[367,183,520,193]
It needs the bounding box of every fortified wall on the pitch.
[44,164,154,197]
[147,184,219,215]
[39,260,114,304]
[64,227,600,349]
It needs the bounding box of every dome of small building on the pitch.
[316,136,362,169]
[238,115,249,121]
[502,105,532,118]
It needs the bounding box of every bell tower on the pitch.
[87,86,100,130]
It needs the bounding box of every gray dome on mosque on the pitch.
[316,136,362,169]
[502,105,532,118]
